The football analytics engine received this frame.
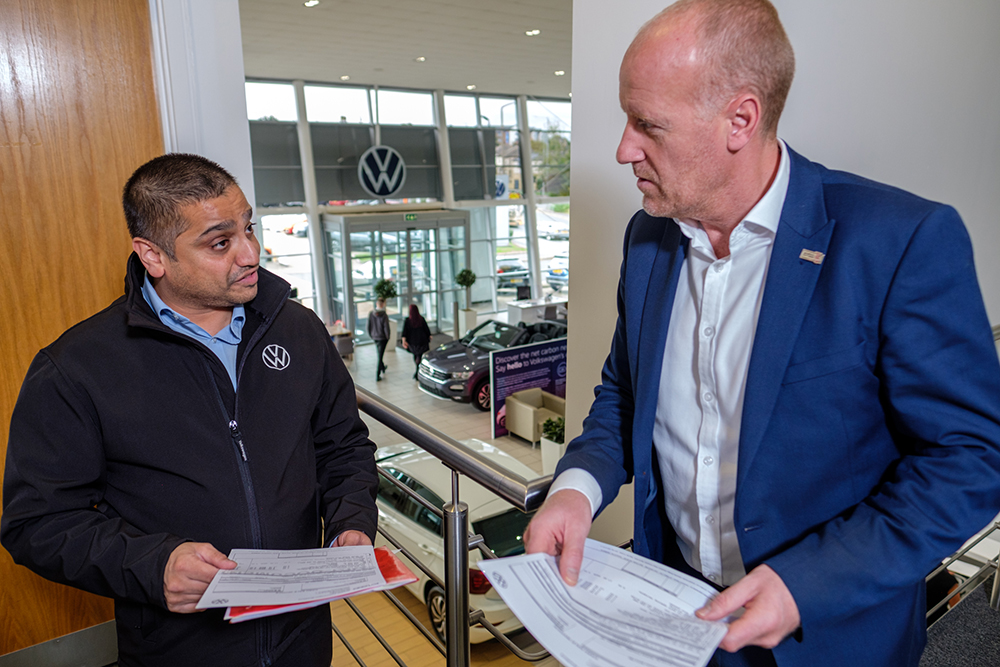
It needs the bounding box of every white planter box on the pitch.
[540,437,567,475]
[386,319,398,351]
[458,309,478,337]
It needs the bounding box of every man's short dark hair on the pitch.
[122,153,237,258]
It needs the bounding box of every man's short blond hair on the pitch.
[639,0,795,135]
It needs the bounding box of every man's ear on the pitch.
[726,94,762,153]
[132,238,168,279]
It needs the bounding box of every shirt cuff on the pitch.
[548,468,603,517]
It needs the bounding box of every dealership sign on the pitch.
[358,145,406,197]
[490,338,568,438]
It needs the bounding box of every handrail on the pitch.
[352,385,556,667]
[357,386,552,511]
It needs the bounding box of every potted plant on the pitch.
[373,278,399,350]
[540,416,566,475]
[455,269,478,336]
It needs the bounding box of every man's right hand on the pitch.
[523,489,592,586]
[163,542,237,613]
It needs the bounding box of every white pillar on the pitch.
[516,95,543,299]
[293,80,332,323]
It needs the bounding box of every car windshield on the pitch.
[461,321,522,351]
[472,509,536,558]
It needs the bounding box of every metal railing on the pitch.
[926,521,1000,623]
[344,385,554,667]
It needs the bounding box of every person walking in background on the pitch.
[367,298,390,381]
[401,303,432,379]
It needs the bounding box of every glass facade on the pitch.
[246,81,569,325]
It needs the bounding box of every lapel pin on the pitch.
[799,249,825,265]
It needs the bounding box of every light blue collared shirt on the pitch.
[141,274,246,390]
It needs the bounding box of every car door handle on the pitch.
[418,543,433,552]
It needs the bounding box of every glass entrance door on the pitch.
[325,211,470,342]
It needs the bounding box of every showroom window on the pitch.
[245,81,569,321]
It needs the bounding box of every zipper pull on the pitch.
[229,420,248,461]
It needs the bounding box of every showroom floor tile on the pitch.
[345,336,544,477]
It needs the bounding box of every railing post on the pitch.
[444,470,471,667]
[991,546,1000,611]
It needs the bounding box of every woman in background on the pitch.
[401,304,432,380]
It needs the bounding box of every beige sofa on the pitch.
[505,387,565,443]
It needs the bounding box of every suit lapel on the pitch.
[632,220,687,460]
[737,150,835,489]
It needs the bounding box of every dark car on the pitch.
[496,258,530,291]
[417,319,567,411]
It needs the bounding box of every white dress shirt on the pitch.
[551,141,791,586]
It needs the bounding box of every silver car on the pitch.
[375,440,536,643]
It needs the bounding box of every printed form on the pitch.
[478,539,728,667]
[196,545,385,609]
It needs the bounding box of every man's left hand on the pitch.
[332,530,372,547]
[695,564,800,652]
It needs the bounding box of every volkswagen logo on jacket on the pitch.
[262,344,290,370]
[358,145,406,198]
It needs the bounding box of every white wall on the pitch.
[148,0,256,206]
[568,0,1000,544]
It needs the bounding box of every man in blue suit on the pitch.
[524,1,1000,665]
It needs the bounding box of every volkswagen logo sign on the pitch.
[262,344,290,371]
[358,145,406,198]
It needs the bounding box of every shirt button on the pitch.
[706,515,716,525]
[707,573,718,582]
[713,263,724,273]
[703,326,715,337]
[703,456,714,466]
[703,392,714,403]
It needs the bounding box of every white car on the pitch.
[374,439,536,643]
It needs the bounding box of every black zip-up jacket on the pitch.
[2,255,379,666]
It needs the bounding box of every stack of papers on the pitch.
[196,545,417,623]
[479,539,728,667]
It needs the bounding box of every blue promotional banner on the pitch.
[490,338,568,438]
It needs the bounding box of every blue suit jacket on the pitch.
[557,147,1000,666]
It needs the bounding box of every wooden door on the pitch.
[0,0,163,653]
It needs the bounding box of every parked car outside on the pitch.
[496,258,530,291]
[546,252,568,292]
[417,319,568,411]
[375,440,536,643]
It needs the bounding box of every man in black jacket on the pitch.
[1,154,379,666]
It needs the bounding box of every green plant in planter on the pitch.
[455,269,476,309]
[542,416,565,444]
[373,278,398,301]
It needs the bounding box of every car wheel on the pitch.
[472,378,490,412]
[425,584,447,643]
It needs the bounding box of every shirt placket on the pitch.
[695,255,728,584]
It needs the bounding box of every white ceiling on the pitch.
[238,0,573,99]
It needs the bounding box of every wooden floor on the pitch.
[330,588,559,667]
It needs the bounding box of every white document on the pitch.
[196,545,385,609]
[479,539,728,667]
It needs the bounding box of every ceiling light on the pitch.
[466,84,477,90]
[340,75,350,81]
[303,0,319,6]
[554,70,565,76]
[525,29,541,36]
[415,56,426,62]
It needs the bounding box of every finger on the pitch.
[718,613,765,652]
[194,543,238,571]
[696,582,755,621]
[557,531,585,586]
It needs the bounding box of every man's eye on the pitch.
[246,223,255,235]
[213,239,229,250]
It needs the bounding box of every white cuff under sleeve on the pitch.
[548,468,603,518]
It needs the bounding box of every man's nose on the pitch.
[237,228,260,266]
[616,124,642,165]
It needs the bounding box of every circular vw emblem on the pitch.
[262,344,290,371]
[358,145,406,197]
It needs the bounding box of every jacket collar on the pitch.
[123,253,291,331]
